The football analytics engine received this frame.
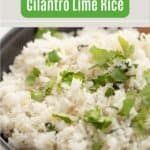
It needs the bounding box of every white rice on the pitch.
[0,28,150,150]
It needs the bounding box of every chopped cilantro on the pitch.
[89,46,134,92]
[90,67,130,92]
[90,46,125,69]
[110,68,129,83]
[52,113,73,124]
[90,75,107,91]
[43,78,56,96]
[26,67,41,86]
[36,28,48,38]
[133,64,138,69]
[144,69,150,83]
[61,71,85,85]
[73,72,85,81]
[84,107,101,122]
[105,87,115,97]
[118,36,134,58]
[92,142,102,150]
[31,78,56,102]
[84,107,112,130]
[35,28,62,39]
[57,83,63,93]
[131,105,149,136]
[31,90,44,102]
[90,47,115,67]
[140,84,150,106]
[131,83,150,136]
[118,92,135,117]
[61,71,74,84]
[90,74,111,92]
[45,122,56,132]
[46,50,61,65]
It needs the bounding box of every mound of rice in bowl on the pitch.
[0,28,150,150]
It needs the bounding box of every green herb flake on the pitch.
[31,90,44,102]
[140,84,150,106]
[43,78,56,96]
[110,68,129,83]
[31,78,56,102]
[90,47,115,67]
[61,71,85,85]
[118,92,135,117]
[90,46,125,69]
[73,72,85,81]
[84,107,101,122]
[36,28,48,38]
[46,50,61,65]
[92,142,102,150]
[35,28,62,39]
[118,36,134,58]
[131,105,149,136]
[45,122,56,132]
[144,69,150,83]
[130,83,150,136]
[90,67,131,92]
[84,107,112,130]
[93,75,109,86]
[61,71,74,85]
[26,67,41,86]
[105,87,115,97]
[90,74,111,92]
[52,113,73,124]
[57,83,63,93]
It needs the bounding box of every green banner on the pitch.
[21,0,129,18]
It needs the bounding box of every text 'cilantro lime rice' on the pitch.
[0,28,150,150]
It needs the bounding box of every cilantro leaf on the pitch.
[118,92,135,117]
[90,74,111,92]
[118,36,134,58]
[84,107,101,122]
[92,142,102,150]
[84,107,112,130]
[105,87,115,97]
[31,90,44,102]
[140,84,150,106]
[46,50,61,65]
[90,47,115,67]
[110,68,129,83]
[90,46,125,69]
[31,78,56,102]
[36,28,48,38]
[52,113,73,124]
[144,69,150,83]
[90,67,129,92]
[131,105,149,136]
[36,28,62,39]
[94,116,112,130]
[43,78,56,96]
[73,72,85,81]
[131,83,150,136]
[61,71,85,85]
[26,67,41,86]
[61,71,74,84]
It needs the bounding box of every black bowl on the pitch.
[0,28,36,78]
